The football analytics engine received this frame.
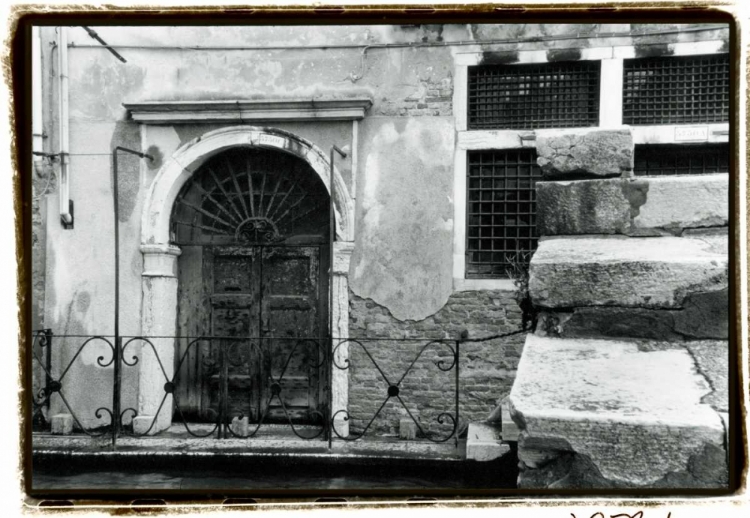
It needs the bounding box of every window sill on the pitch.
[453,278,516,292]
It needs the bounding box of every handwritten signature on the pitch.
[572,513,671,518]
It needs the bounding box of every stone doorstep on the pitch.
[536,174,728,237]
[465,423,511,462]
[509,335,726,487]
[529,234,727,310]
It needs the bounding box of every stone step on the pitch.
[465,423,510,462]
[529,234,727,311]
[508,335,727,488]
[537,174,728,237]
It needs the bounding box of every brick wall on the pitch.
[345,290,526,438]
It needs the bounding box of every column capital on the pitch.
[141,243,181,277]
[333,241,355,275]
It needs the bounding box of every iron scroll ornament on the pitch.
[330,339,459,443]
[30,332,116,437]
[235,217,282,244]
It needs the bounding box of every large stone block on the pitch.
[529,235,727,309]
[535,128,634,179]
[538,288,728,341]
[509,335,726,487]
[536,174,728,237]
[536,178,632,235]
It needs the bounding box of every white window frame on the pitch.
[452,39,729,291]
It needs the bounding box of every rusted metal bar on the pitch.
[82,26,127,63]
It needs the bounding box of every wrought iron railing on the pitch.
[30,330,470,448]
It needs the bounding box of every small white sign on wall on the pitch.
[674,126,709,141]
[259,134,286,148]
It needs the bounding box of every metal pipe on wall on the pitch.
[57,26,72,227]
[111,147,153,445]
[32,27,43,155]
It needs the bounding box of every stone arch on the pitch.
[135,125,355,435]
[141,125,354,246]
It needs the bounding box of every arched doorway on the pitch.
[171,146,330,424]
[138,126,355,435]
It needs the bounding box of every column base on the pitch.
[132,414,171,435]
[332,415,350,438]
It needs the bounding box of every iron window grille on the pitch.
[467,61,601,130]
[466,149,543,278]
[623,54,729,125]
[634,143,729,176]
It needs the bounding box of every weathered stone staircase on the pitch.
[506,128,729,488]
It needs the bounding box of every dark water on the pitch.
[31,451,519,494]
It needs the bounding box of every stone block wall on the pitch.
[508,126,730,489]
[346,290,525,437]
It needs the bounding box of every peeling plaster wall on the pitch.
[351,117,455,321]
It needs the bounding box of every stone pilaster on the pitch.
[136,244,181,434]
[331,241,354,437]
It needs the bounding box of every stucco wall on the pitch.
[350,116,455,321]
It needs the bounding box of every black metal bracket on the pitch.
[61,199,74,229]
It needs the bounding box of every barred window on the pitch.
[466,149,543,278]
[623,54,729,125]
[467,61,601,130]
[634,144,729,176]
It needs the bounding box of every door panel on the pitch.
[261,247,322,423]
[175,245,212,418]
[177,244,327,426]
[204,248,261,421]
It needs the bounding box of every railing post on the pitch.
[219,341,228,439]
[328,336,333,449]
[455,339,460,449]
[43,329,53,398]
[113,335,122,447]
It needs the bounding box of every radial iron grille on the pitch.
[623,54,729,125]
[634,144,729,176]
[467,149,543,277]
[171,147,330,246]
[468,61,601,130]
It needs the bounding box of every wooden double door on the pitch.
[176,244,329,425]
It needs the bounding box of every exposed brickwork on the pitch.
[374,74,453,117]
[346,290,526,437]
[376,95,453,117]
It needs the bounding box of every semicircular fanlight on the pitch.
[171,147,330,246]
